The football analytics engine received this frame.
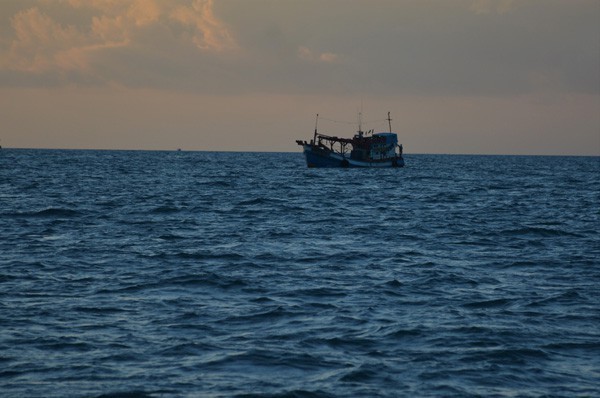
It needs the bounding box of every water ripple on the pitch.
[0,150,598,397]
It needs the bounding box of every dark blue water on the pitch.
[1,149,599,397]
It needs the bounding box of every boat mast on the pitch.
[358,98,364,135]
[313,113,319,143]
[358,111,363,134]
[387,112,392,133]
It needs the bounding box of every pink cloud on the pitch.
[2,0,238,77]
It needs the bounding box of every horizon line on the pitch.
[1,147,598,158]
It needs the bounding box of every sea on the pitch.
[0,149,598,398]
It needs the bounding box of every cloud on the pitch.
[0,0,238,81]
[0,0,598,98]
[297,46,339,63]
[170,0,237,51]
[7,7,87,73]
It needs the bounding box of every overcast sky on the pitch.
[1,0,598,155]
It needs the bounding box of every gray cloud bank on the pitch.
[0,0,598,98]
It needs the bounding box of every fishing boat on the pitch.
[296,112,404,168]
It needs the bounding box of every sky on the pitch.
[0,0,598,155]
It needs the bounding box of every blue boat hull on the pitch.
[303,145,404,168]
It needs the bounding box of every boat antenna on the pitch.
[387,112,392,133]
[358,97,364,134]
[358,111,363,134]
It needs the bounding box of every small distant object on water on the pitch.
[177,148,182,152]
[296,112,404,168]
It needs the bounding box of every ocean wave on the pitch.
[233,389,337,398]
[142,251,245,261]
[460,347,550,364]
[236,197,287,206]
[73,306,129,314]
[383,328,424,339]
[158,342,219,357]
[462,298,514,309]
[96,273,247,294]
[542,341,600,350]
[157,233,186,241]
[2,151,599,397]
[339,363,392,383]
[5,207,82,218]
[499,226,583,238]
[223,306,293,324]
[286,287,347,298]
[525,289,584,307]
[95,391,155,398]
[150,205,182,214]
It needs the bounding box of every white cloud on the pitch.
[297,46,339,63]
